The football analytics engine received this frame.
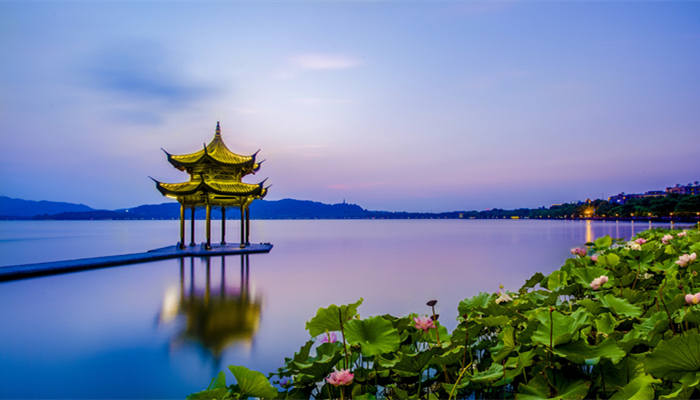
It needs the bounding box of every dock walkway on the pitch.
[0,243,273,282]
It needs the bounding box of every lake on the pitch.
[0,219,683,398]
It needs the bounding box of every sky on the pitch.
[1,1,699,212]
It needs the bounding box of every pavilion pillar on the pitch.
[220,206,226,245]
[245,206,250,245]
[189,206,196,246]
[205,203,212,250]
[239,205,245,248]
[179,203,185,249]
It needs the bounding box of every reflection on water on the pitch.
[159,255,262,364]
[585,220,593,243]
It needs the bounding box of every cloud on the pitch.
[290,53,362,70]
[81,41,217,107]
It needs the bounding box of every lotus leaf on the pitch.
[345,316,400,356]
[600,294,642,318]
[610,374,660,400]
[305,298,363,337]
[517,376,590,400]
[229,366,278,399]
[645,331,700,379]
[458,292,492,316]
[531,308,590,347]
[552,338,626,364]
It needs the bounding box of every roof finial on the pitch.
[215,121,221,135]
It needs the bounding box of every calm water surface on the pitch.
[0,220,681,398]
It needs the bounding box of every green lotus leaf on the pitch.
[469,363,504,384]
[658,371,700,399]
[376,353,399,368]
[546,270,569,291]
[426,323,450,345]
[480,315,510,327]
[553,338,626,365]
[570,266,611,287]
[578,298,602,314]
[594,312,619,335]
[210,371,227,389]
[228,366,278,399]
[186,388,232,400]
[645,331,700,379]
[517,376,590,400]
[660,384,695,400]
[620,312,667,351]
[292,350,340,378]
[305,298,363,337]
[520,272,545,291]
[293,340,314,363]
[492,325,517,362]
[531,308,590,347]
[186,372,231,400]
[610,374,660,400]
[393,349,434,373]
[433,346,463,366]
[458,292,492,316]
[600,294,642,318]
[599,253,621,268]
[594,235,613,250]
[345,315,400,356]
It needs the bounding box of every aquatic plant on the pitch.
[189,228,700,399]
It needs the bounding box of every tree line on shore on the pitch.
[2,194,699,221]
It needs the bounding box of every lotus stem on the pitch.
[338,311,349,369]
[658,280,677,334]
[448,362,472,400]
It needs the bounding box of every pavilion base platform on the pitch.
[0,242,273,282]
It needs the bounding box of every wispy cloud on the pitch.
[290,53,362,70]
[81,41,217,107]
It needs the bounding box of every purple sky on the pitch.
[1,2,699,212]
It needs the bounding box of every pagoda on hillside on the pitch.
[152,122,268,249]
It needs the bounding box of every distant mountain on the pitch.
[0,196,95,218]
[3,194,698,221]
[0,197,377,220]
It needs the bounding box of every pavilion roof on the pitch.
[163,122,260,170]
[152,177,267,198]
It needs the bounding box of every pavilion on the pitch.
[152,122,268,249]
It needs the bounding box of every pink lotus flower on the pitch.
[570,248,587,257]
[662,234,673,244]
[413,316,435,332]
[589,275,609,290]
[326,369,354,386]
[320,332,338,344]
[676,253,697,267]
[685,294,700,305]
[677,231,688,238]
[635,238,647,244]
[591,255,598,263]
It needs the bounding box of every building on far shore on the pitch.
[667,182,700,196]
[608,182,699,205]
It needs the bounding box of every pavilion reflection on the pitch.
[158,255,262,362]
[585,220,594,243]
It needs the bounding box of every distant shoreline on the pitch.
[2,215,699,222]
[2,195,699,222]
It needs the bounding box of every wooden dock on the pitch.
[0,243,273,282]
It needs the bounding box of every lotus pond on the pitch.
[191,228,700,400]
